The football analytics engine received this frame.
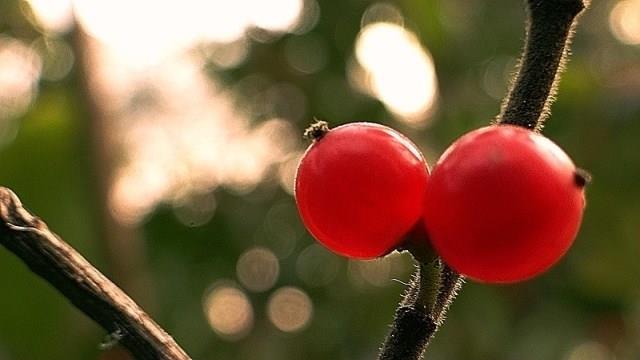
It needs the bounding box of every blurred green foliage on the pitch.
[1,0,640,359]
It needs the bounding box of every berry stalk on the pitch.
[497,0,587,131]
[378,261,448,360]
[379,241,464,359]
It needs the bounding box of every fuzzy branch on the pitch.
[497,0,587,131]
[378,264,436,360]
[378,258,464,360]
[0,187,191,360]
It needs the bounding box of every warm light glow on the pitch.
[204,285,254,339]
[193,0,251,44]
[249,0,304,33]
[610,0,640,45]
[565,341,612,360]
[236,247,280,292]
[267,287,313,332]
[354,22,438,125]
[0,37,41,122]
[220,118,298,193]
[109,157,173,225]
[73,0,305,67]
[74,0,206,66]
[27,0,308,224]
[25,0,74,33]
[292,0,321,35]
[101,54,300,224]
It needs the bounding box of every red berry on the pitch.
[295,122,430,259]
[423,125,586,283]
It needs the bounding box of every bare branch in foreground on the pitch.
[0,187,191,360]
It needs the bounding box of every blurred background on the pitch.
[0,0,639,359]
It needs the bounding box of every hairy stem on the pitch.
[378,264,437,360]
[378,257,463,360]
[497,0,587,131]
[432,263,464,326]
[0,187,191,360]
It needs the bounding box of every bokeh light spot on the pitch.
[25,0,74,34]
[31,38,75,81]
[481,56,516,100]
[250,0,304,33]
[610,0,640,45]
[236,247,280,292]
[267,287,313,332]
[0,37,41,122]
[204,285,254,339]
[565,341,613,360]
[354,22,438,125]
[361,2,404,27]
[292,0,321,35]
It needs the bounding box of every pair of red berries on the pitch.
[294,122,587,283]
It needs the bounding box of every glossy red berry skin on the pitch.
[423,125,585,283]
[295,122,430,259]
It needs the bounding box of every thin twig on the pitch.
[0,187,191,360]
[497,0,587,131]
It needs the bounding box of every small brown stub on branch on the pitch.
[303,120,330,141]
[574,168,592,188]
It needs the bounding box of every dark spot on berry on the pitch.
[574,168,592,188]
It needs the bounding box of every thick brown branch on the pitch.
[0,187,191,360]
